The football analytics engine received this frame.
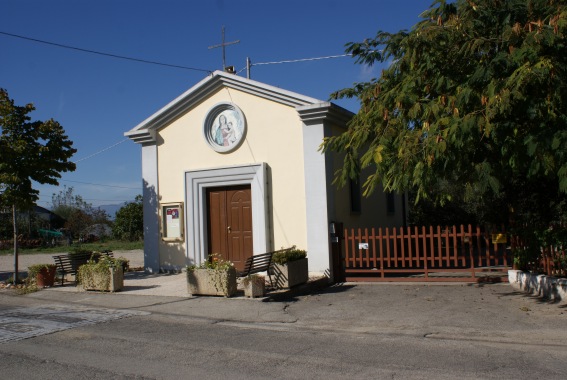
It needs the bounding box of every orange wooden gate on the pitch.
[339,225,510,282]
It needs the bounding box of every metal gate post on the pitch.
[330,222,344,283]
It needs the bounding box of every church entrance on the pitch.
[206,185,253,271]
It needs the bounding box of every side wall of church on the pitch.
[328,124,405,230]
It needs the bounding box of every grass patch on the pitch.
[0,240,143,256]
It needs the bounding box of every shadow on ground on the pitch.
[263,278,355,303]
[495,288,567,307]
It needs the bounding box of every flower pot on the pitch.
[273,258,308,289]
[187,267,237,297]
[36,267,57,288]
[243,278,265,298]
[80,266,124,292]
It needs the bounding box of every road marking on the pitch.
[0,305,149,343]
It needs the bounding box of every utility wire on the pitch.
[237,53,352,75]
[73,139,128,164]
[1,30,352,74]
[0,31,212,73]
[37,196,133,203]
[59,179,140,190]
[252,54,352,66]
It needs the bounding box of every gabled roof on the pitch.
[125,70,353,144]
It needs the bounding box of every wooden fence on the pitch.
[341,225,510,282]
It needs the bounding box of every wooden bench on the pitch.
[53,250,113,286]
[238,249,290,288]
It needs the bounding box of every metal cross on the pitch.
[208,26,240,70]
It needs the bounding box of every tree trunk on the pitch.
[13,204,19,284]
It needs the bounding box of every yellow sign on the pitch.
[492,233,507,244]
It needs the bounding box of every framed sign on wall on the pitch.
[161,202,184,241]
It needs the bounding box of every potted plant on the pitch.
[117,257,130,272]
[272,246,308,289]
[242,274,265,298]
[28,263,57,288]
[77,255,125,292]
[187,254,237,297]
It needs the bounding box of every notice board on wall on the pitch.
[161,202,184,241]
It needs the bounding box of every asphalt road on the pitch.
[0,281,566,379]
[0,305,564,379]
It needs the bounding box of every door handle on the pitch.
[227,226,231,233]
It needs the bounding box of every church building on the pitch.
[125,71,404,279]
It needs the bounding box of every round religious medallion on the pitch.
[203,102,246,153]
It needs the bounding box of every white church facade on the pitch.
[125,71,404,279]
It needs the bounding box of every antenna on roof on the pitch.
[208,26,240,71]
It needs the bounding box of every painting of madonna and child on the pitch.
[211,110,244,148]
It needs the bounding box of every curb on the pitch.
[508,269,567,304]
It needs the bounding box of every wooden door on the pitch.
[206,185,253,271]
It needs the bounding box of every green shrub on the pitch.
[27,263,57,278]
[272,247,307,265]
[77,255,125,287]
[69,248,95,258]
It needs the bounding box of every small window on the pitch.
[350,178,361,213]
[386,192,396,214]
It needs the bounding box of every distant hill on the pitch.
[98,204,122,219]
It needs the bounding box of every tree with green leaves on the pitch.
[322,0,567,231]
[113,195,143,241]
[0,88,76,283]
[51,185,90,220]
[51,185,110,241]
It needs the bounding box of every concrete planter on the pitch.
[273,258,308,289]
[508,270,567,304]
[81,266,124,292]
[243,277,265,298]
[187,267,237,297]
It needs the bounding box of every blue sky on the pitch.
[1,0,428,210]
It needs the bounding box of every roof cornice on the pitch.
[296,102,353,126]
[125,71,353,144]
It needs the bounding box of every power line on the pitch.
[76,197,133,203]
[72,139,129,164]
[237,53,353,78]
[251,54,352,66]
[38,196,133,202]
[35,180,140,198]
[0,31,212,73]
[60,179,140,190]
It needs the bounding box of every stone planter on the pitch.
[508,269,567,304]
[243,277,265,298]
[187,267,237,297]
[80,266,124,292]
[273,258,308,289]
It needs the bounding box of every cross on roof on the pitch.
[208,26,240,71]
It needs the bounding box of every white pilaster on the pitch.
[297,103,353,277]
[141,143,159,273]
